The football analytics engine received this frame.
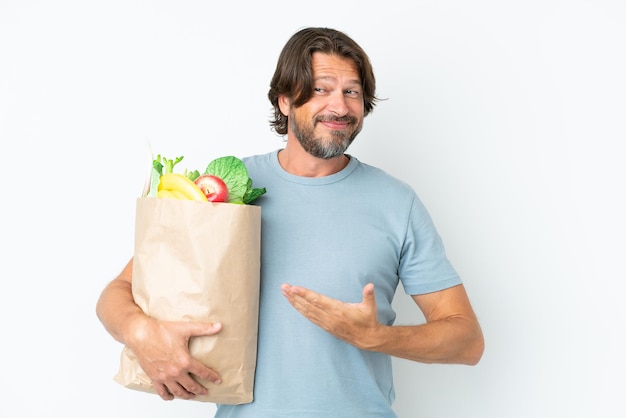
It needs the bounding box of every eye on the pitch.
[345,89,361,98]
[314,87,327,94]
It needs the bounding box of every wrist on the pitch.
[123,312,151,348]
[358,323,389,352]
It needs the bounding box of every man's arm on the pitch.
[96,258,144,344]
[95,258,223,400]
[281,283,484,365]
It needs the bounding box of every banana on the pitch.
[158,173,208,202]
[168,189,188,199]
[157,189,188,199]
[157,189,177,199]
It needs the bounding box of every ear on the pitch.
[278,95,291,116]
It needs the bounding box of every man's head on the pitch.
[268,27,378,140]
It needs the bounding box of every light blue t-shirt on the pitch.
[215,150,461,418]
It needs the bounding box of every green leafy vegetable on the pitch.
[205,156,266,204]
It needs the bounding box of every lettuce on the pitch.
[205,156,266,204]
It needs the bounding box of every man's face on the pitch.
[286,52,365,159]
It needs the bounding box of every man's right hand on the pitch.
[127,316,223,400]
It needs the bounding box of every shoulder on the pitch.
[350,156,417,197]
[242,150,275,166]
[242,151,277,175]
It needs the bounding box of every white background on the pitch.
[1,1,625,417]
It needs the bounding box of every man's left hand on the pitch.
[280,282,384,350]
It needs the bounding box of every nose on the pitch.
[326,91,349,116]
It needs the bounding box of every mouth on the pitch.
[320,120,349,130]
[316,116,354,131]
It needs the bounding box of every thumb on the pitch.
[181,321,222,338]
[362,283,376,305]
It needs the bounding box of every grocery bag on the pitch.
[114,197,261,404]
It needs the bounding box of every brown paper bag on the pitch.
[114,197,261,404]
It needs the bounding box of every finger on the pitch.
[281,284,307,308]
[189,358,222,385]
[164,380,196,400]
[283,288,326,319]
[282,284,328,308]
[281,283,299,300]
[154,382,175,401]
[156,373,210,400]
[362,283,376,305]
[176,372,212,397]
[182,321,222,338]
[281,283,314,298]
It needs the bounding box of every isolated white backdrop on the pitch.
[1,1,625,417]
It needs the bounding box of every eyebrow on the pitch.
[314,75,362,86]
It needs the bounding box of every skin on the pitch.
[95,51,484,401]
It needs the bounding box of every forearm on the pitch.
[281,282,485,365]
[95,259,147,346]
[364,316,484,365]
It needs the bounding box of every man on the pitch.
[96,27,484,417]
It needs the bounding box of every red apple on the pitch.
[194,174,228,202]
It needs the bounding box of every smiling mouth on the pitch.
[321,121,348,130]
[316,116,354,130]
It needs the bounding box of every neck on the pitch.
[278,140,349,177]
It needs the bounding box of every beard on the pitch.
[289,112,362,159]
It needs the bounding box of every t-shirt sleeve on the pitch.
[398,195,462,295]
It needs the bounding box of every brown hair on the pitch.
[268,27,379,135]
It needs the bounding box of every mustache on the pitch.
[315,115,356,124]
